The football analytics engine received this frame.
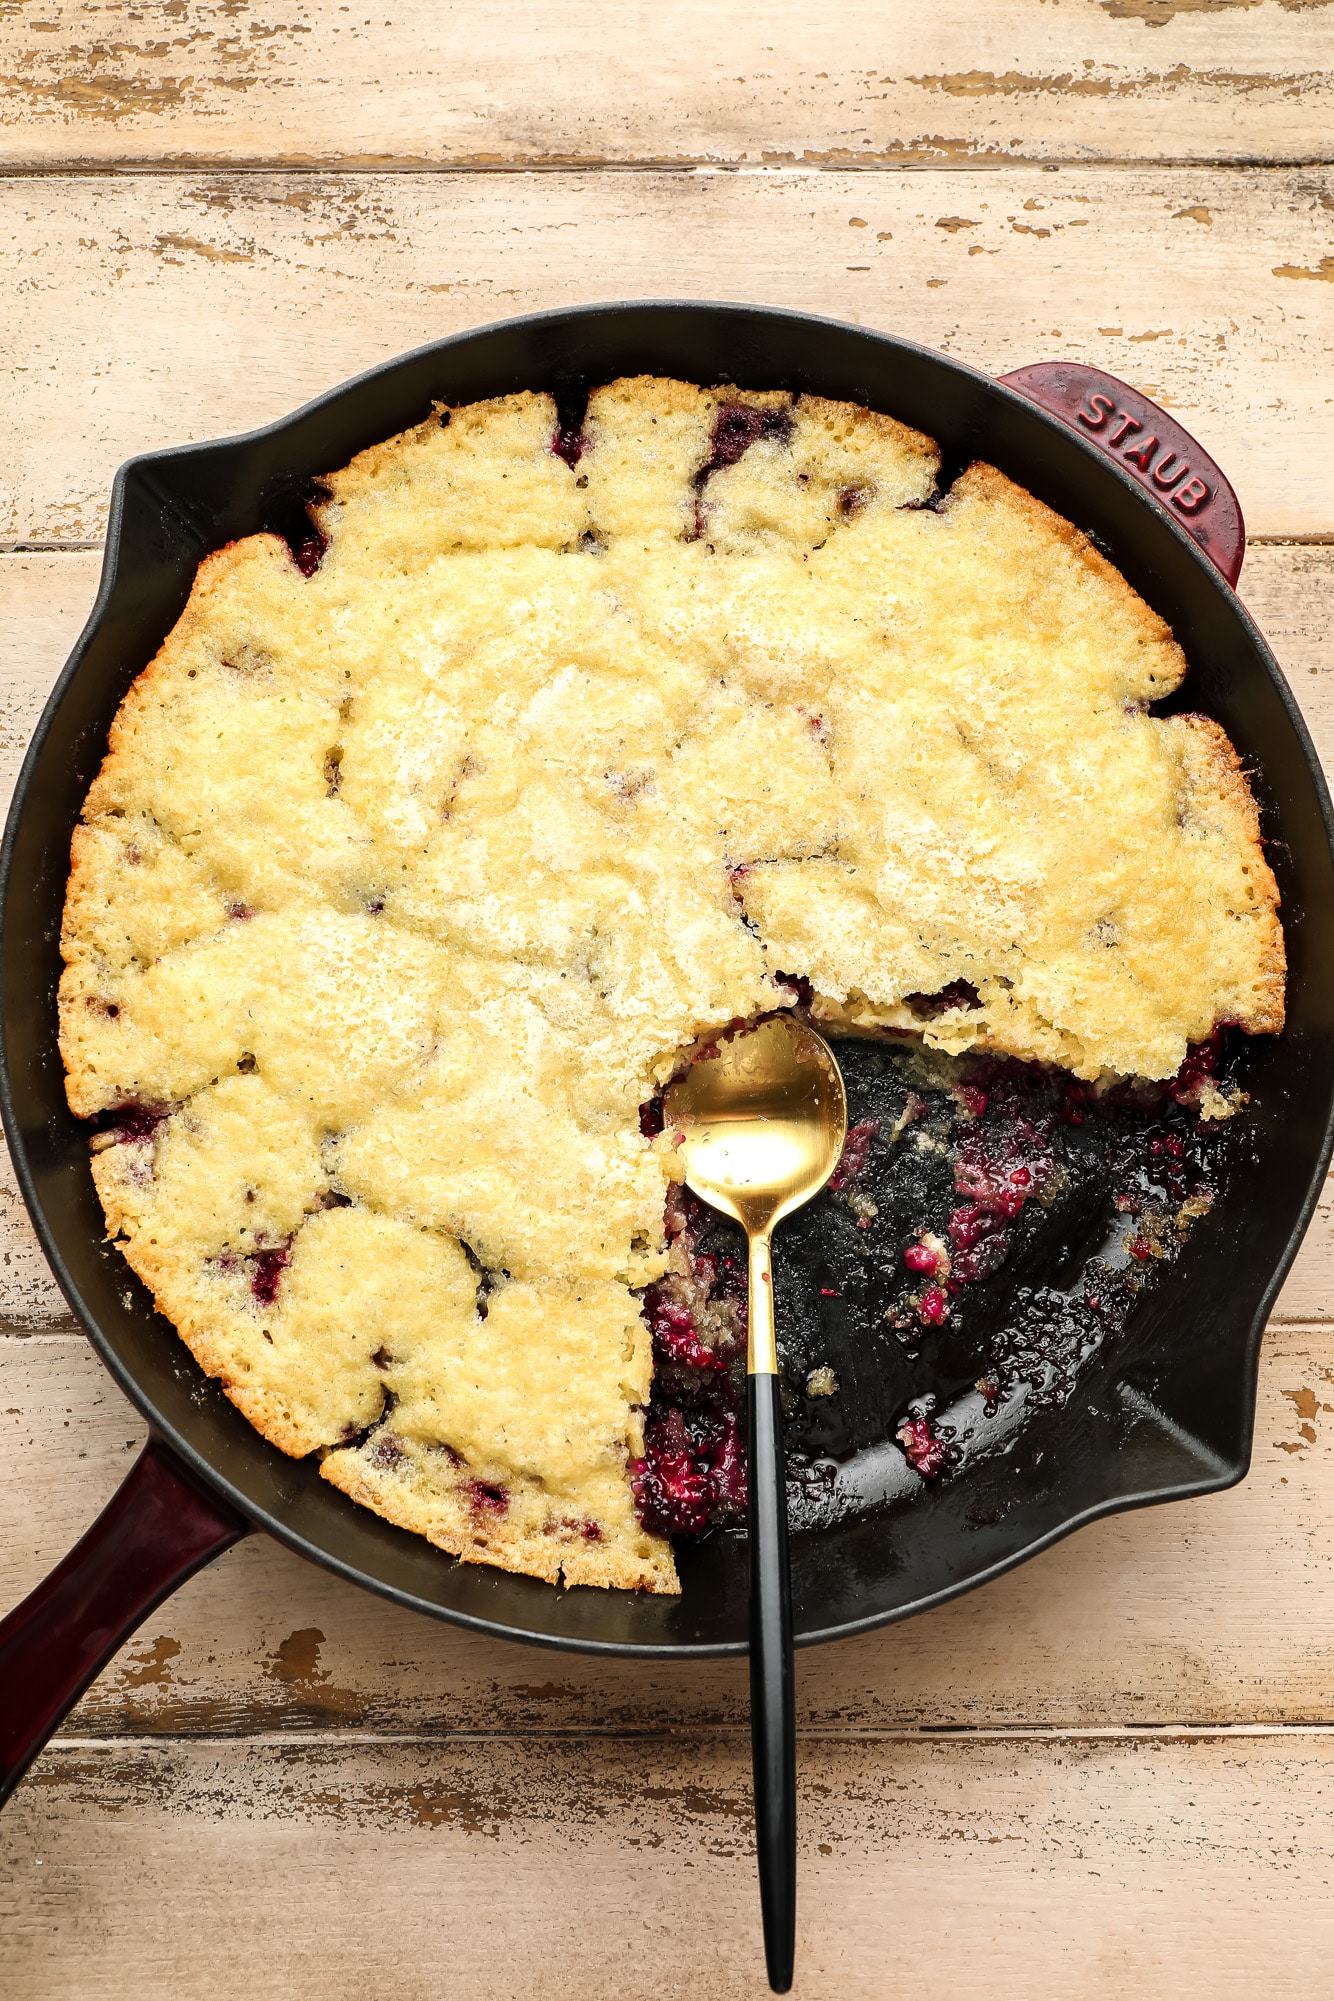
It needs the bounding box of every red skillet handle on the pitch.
[0,1437,249,1808]
[998,361,1245,587]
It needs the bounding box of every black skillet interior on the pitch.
[5,302,1333,1656]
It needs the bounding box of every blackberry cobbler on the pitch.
[60,378,1284,1592]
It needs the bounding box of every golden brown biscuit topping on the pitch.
[60,378,1283,1592]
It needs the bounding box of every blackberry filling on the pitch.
[631,1031,1239,1540]
[552,423,586,470]
[906,981,982,1020]
[688,400,795,540]
[550,383,590,469]
[89,1099,175,1147]
[262,473,330,577]
[468,1480,509,1517]
[250,1238,294,1305]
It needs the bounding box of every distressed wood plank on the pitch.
[5,1730,1334,1999]
[3,10,1331,1975]
[6,1323,1334,1733]
[3,166,1333,544]
[2,0,1333,171]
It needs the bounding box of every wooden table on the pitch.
[2,6,1333,1993]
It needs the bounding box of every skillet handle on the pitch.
[997,361,1245,587]
[0,1437,248,1809]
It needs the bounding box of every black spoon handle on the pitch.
[749,1368,796,1994]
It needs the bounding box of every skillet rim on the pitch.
[5,297,1333,1660]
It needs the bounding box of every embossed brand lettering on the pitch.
[1107,410,1142,449]
[1123,434,1159,472]
[1173,476,1211,514]
[1078,393,1116,430]
[1151,450,1187,491]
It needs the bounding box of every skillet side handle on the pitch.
[0,1437,248,1809]
[997,361,1245,587]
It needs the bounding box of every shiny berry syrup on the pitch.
[632,1031,1242,1544]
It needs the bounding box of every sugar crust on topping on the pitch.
[60,376,1284,1594]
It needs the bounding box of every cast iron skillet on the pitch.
[2,302,1333,1810]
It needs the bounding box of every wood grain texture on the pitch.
[6,1319,1334,1736]
[2,0,1333,171]
[3,166,1333,544]
[6,1730,1334,2000]
[6,7,1334,1983]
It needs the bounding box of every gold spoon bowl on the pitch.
[665,1014,849,1374]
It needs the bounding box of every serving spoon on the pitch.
[664,1013,848,1994]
